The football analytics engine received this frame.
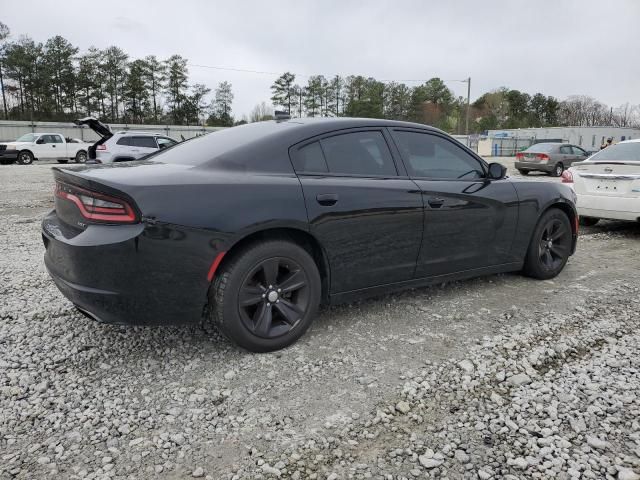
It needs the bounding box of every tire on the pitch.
[579,216,599,227]
[17,151,34,165]
[209,240,321,352]
[75,150,87,163]
[517,169,529,176]
[57,159,69,164]
[522,208,572,280]
[551,163,564,177]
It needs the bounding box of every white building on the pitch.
[480,126,640,156]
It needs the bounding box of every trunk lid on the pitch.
[571,161,640,197]
[75,117,113,160]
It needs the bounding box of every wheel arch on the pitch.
[538,199,578,255]
[217,226,331,302]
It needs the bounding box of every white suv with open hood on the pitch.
[76,117,179,164]
[563,139,640,226]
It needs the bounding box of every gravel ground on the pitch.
[1,162,639,479]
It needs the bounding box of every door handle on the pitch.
[316,193,339,206]
[52,145,56,148]
[428,197,445,208]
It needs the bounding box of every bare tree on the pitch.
[249,101,273,122]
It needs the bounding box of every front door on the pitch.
[290,129,423,293]
[389,129,519,278]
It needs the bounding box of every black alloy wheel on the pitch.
[238,256,310,339]
[210,240,321,352]
[523,208,572,279]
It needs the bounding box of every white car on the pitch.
[0,133,91,165]
[76,117,179,163]
[563,139,640,226]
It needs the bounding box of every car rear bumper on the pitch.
[515,161,554,172]
[576,193,640,221]
[42,210,217,326]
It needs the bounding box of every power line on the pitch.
[188,62,467,85]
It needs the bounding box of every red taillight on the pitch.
[515,153,524,160]
[536,153,549,161]
[561,170,574,183]
[54,182,137,223]
[96,144,107,150]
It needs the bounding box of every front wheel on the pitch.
[551,163,564,177]
[517,169,529,176]
[522,209,572,280]
[579,216,599,227]
[209,240,321,352]
[17,151,34,165]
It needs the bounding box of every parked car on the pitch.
[563,139,640,226]
[0,133,91,165]
[515,142,590,177]
[75,117,179,163]
[43,118,578,352]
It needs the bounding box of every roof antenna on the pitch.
[274,111,291,121]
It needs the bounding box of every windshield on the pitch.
[587,142,640,162]
[524,143,557,153]
[16,133,38,142]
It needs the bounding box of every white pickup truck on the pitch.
[0,133,92,165]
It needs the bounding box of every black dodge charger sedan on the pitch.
[43,118,578,352]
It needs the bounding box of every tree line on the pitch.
[269,71,640,133]
[1,21,638,132]
[0,22,235,126]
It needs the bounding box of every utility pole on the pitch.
[465,77,471,137]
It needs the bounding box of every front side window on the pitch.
[133,136,158,149]
[572,146,586,156]
[319,131,396,176]
[157,137,178,149]
[393,130,484,179]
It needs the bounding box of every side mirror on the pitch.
[487,162,507,180]
[36,138,45,144]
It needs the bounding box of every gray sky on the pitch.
[2,0,639,118]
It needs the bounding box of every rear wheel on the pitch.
[522,208,572,279]
[210,240,321,352]
[551,163,564,177]
[579,216,599,227]
[517,169,529,176]
[17,151,34,165]
[75,150,87,163]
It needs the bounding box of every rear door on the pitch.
[131,136,159,159]
[389,129,519,277]
[291,128,423,293]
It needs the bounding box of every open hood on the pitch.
[75,117,113,140]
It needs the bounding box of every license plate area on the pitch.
[595,179,619,192]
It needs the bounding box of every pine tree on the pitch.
[144,55,166,122]
[270,72,296,114]
[208,81,234,126]
[164,54,189,124]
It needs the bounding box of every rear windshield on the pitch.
[587,142,640,162]
[524,143,557,153]
[149,121,299,166]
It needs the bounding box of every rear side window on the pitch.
[393,130,484,179]
[588,142,640,162]
[116,137,132,146]
[320,131,397,176]
[559,145,572,154]
[293,142,328,172]
[132,136,158,148]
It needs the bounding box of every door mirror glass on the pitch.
[487,162,507,180]
[36,138,45,144]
